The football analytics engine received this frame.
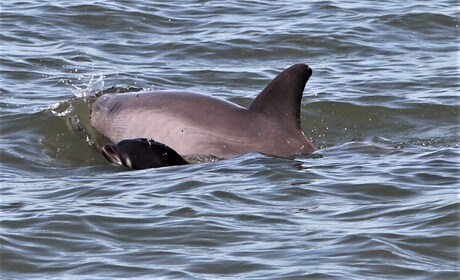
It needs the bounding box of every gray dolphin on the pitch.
[91,63,317,168]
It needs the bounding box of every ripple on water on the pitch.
[1,0,459,279]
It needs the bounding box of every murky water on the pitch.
[1,1,459,279]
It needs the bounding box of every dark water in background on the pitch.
[1,0,459,279]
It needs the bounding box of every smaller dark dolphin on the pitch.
[102,138,188,169]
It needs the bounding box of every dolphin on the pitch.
[91,63,317,169]
[101,138,188,169]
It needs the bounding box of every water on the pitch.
[1,1,459,279]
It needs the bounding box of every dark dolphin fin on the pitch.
[248,64,312,130]
[101,138,188,169]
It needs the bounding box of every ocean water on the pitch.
[1,1,459,279]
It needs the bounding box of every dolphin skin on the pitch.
[91,63,317,169]
[102,138,188,169]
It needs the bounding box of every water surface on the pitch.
[1,1,459,279]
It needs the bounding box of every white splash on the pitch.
[48,102,73,117]
[70,72,106,98]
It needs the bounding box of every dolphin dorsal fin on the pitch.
[248,64,312,129]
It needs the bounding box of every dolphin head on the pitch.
[102,138,188,169]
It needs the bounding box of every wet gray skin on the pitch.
[91,64,317,168]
